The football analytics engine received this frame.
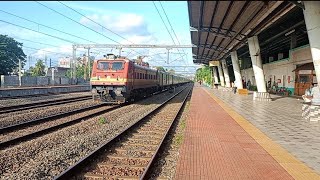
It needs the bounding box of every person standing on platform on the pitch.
[311,83,320,105]
[247,80,251,90]
[232,81,237,94]
[302,84,313,103]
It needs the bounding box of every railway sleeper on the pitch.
[105,155,150,166]
[115,145,156,152]
[139,125,167,131]
[136,130,163,134]
[115,148,155,154]
[96,164,145,177]
[131,134,162,140]
[84,173,140,180]
[113,149,153,158]
[127,137,160,143]
[125,139,159,146]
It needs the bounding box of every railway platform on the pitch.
[175,84,320,179]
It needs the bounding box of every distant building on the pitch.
[46,67,70,77]
[58,57,71,68]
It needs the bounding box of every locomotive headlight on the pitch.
[97,76,100,80]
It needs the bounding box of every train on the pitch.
[90,54,190,103]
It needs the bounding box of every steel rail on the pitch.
[0,96,91,114]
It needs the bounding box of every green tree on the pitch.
[30,59,46,76]
[66,60,93,79]
[168,69,175,74]
[195,65,212,86]
[155,66,166,72]
[0,35,26,75]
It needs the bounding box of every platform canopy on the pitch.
[189,1,296,65]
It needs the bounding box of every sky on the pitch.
[0,1,200,76]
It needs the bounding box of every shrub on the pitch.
[99,116,107,124]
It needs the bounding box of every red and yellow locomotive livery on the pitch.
[90,54,189,103]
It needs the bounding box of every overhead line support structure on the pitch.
[72,44,195,65]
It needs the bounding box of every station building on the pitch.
[189,1,320,98]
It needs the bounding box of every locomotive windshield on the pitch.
[97,61,110,70]
[96,61,124,71]
[111,62,124,71]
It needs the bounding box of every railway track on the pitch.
[54,84,193,180]
[0,87,175,149]
[0,91,90,100]
[0,95,91,114]
[0,103,120,149]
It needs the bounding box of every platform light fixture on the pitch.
[285,29,295,36]
[190,27,198,32]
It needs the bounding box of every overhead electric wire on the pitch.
[58,1,133,44]
[153,1,176,46]
[35,1,120,44]
[159,1,188,65]
[0,9,100,45]
[36,1,166,61]
[14,37,87,54]
[23,46,72,56]
[57,1,165,61]
[0,10,106,55]
[0,19,76,44]
[153,1,187,67]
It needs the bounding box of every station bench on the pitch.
[238,89,248,95]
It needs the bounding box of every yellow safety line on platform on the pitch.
[203,87,320,180]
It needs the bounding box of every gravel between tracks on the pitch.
[0,85,188,179]
[0,92,91,108]
[0,99,99,128]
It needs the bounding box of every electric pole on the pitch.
[87,48,91,80]
[166,48,171,64]
[28,55,31,70]
[18,59,21,86]
[72,45,76,81]
[45,54,47,68]
[83,54,87,81]
[118,47,122,56]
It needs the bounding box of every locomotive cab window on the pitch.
[111,62,124,71]
[97,61,110,70]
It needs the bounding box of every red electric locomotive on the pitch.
[90,54,189,103]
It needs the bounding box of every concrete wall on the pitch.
[241,45,312,93]
[0,75,87,88]
[0,85,90,98]
[21,76,37,86]
[60,77,70,85]
[37,77,49,86]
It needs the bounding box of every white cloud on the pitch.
[31,45,72,60]
[80,13,150,36]
[0,24,45,40]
